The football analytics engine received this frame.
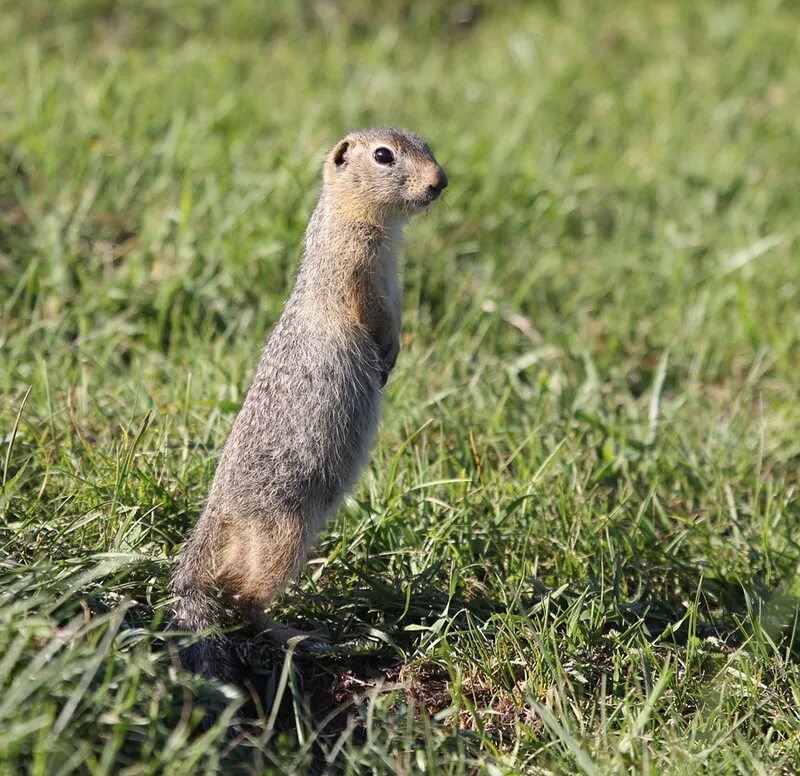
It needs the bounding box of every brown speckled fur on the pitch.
[171,128,447,684]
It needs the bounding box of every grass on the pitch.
[1,0,800,772]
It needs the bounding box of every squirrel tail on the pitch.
[172,585,241,687]
[170,517,243,687]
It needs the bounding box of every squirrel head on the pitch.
[323,128,447,225]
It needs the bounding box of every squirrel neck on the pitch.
[289,191,405,331]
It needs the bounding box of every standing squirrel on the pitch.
[172,128,447,683]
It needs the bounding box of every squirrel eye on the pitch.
[373,147,395,166]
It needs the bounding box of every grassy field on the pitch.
[2,0,800,772]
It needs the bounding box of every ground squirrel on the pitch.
[172,128,447,683]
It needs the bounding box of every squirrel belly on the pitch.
[216,308,385,542]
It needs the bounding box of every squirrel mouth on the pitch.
[408,193,440,210]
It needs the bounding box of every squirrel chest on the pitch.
[343,229,402,359]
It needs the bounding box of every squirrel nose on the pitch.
[427,168,448,198]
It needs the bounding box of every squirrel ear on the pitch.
[333,140,349,168]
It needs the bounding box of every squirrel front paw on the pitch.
[378,339,399,387]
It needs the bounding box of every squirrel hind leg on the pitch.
[216,512,308,617]
[247,613,333,653]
